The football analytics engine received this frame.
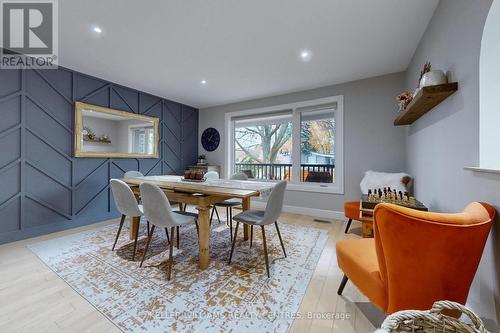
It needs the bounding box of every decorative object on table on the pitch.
[188,165,220,175]
[396,91,414,111]
[344,171,412,235]
[183,169,206,182]
[362,190,426,210]
[83,126,95,140]
[380,300,489,333]
[197,154,207,165]
[420,69,448,88]
[418,61,432,86]
[357,190,427,238]
[201,127,220,152]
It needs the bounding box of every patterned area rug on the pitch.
[29,218,328,333]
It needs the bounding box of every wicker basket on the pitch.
[381,300,489,333]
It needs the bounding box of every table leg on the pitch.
[129,216,140,240]
[242,197,250,241]
[362,220,374,238]
[197,205,211,269]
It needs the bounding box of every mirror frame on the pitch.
[74,102,160,158]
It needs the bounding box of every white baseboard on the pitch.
[250,201,345,221]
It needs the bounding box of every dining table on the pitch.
[120,175,275,270]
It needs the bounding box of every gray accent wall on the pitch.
[0,66,198,244]
[199,72,407,213]
[404,0,499,329]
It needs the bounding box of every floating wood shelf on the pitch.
[394,82,458,126]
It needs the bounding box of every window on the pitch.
[234,111,293,180]
[299,107,335,184]
[130,126,154,154]
[226,96,344,193]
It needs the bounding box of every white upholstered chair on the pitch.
[211,172,249,241]
[139,182,199,280]
[228,181,287,277]
[110,179,149,261]
[124,170,144,178]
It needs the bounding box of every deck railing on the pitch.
[234,163,335,183]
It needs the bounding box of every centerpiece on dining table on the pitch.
[182,169,206,182]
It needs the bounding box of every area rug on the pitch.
[28,217,328,333]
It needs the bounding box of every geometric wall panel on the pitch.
[0,129,21,169]
[0,68,21,97]
[0,197,21,233]
[0,64,198,244]
[0,96,21,133]
[25,164,71,215]
[26,98,73,155]
[0,163,20,204]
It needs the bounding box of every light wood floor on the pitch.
[0,210,383,333]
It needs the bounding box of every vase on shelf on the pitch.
[419,70,447,88]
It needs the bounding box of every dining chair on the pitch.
[124,170,184,214]
[139,182,199,280]
[110,179,151,261]
[211,172,248,241]
[204,171,219,179]
[124,170,144,178]
[228,181,287,277]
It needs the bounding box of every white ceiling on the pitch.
[59,0,438,109]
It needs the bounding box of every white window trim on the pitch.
[225,95,344,194]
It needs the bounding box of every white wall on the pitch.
[480,0,500,168]
[404,0,499,329]
[199,73,407,213]
[82,117,119,153]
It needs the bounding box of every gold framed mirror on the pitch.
[74,102,159,158]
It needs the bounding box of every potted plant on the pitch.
[198,155,206,165]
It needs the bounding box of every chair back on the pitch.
[262,181,287,225]
[139,182,176,228]
[110,179,142,217]
[205,171,219,179]
[124,170,144,178]
[360,170,411,194]
[373,202,495,313]
[230,172,248,180]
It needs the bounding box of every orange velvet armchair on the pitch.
[336,202,495,314]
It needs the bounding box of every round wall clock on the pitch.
[201,127,220,152]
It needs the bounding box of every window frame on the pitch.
[225,95,344,194]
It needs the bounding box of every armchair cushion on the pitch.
[344,201,361,220]
[344,201,372,221]
[336,238,386,310]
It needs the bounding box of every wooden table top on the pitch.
[121,175,272,198]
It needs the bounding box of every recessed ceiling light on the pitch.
[201,80,207,85]
[93,26,102,34]
[300,49,312,62]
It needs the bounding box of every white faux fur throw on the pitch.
[359,170,411,194]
